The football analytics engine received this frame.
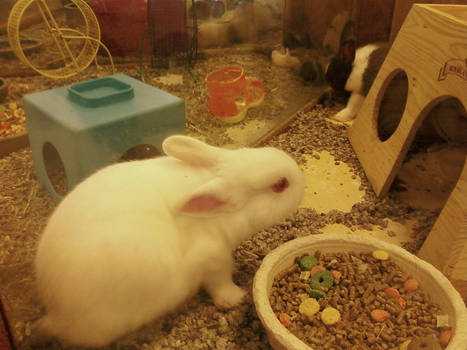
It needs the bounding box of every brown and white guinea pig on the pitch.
[325,41,389,121]
[33,135,305,348]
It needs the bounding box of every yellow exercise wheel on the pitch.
[7,0,103,79]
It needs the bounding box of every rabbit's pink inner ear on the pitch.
[180,195,227,213]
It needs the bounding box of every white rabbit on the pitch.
[34,135,305,347]
[325,42,388,122]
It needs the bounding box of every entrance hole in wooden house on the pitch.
[390,97,467,211]
[376,70,408,142]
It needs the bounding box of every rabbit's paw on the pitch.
[332,108,355,122]
[212,284,246,309]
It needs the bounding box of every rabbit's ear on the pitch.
[163,135,220,167]
[338,40,356,65]
[177,178,240,214]
[338,20,357,63]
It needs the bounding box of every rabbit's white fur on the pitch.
[332,44,380,122]
[34,135,305,347]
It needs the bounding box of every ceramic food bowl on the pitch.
[252,233,467,350]
[0,132,29,158]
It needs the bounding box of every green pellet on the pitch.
[299,255,318,271]
[308,288,326,299]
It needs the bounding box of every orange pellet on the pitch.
[310,265,326,275]
[398,296,407,309]
[331,270,342,282]
[404,278,420,292]
[370,309,390,322]
[278,312,292,328]
[384,287,400,299]
[439,329,452,347]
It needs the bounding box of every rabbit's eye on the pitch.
[272,177,289,193]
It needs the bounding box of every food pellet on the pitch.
[398,296,407,309]
[331,269,342,282]
[299,255,318,271]
[299,298,320,318]
[321,307,341,325]
[372,249,389,260]
[384,287,400,299]
[310,269,334,289]
[371,309,390,322]
[278,312,291,328]
[308,288,326,299]
[299,271,311,280]
[404,278,420,293]
[439,329,452,347]
[310,265,326,275]
[436,314,449,327]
